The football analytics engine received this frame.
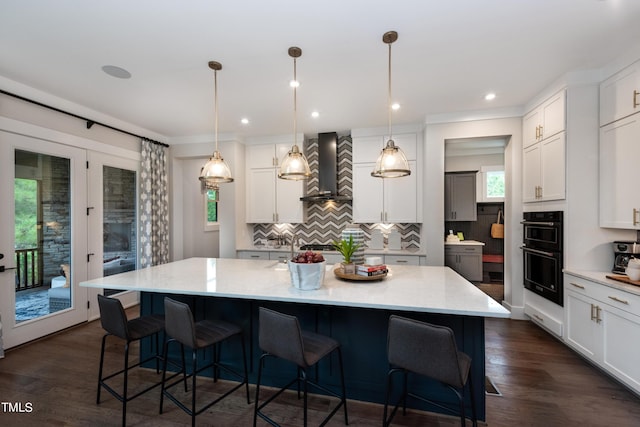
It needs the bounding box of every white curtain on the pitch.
[139,139,170,267]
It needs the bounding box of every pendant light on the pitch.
[371,31,411,179]
[199,61,234,194]
[278,47,311,180]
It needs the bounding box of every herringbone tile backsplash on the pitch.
[253,135,421,248]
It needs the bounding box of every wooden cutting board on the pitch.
[606,274,640,287]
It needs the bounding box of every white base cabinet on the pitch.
[565,273,640,395]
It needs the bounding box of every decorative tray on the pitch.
[333,267,387,281]
[606,274,640,287]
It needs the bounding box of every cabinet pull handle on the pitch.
[250,255,260,258]
[571,282,585,289]
[539,125,543,140]
[396,260,408,263]
[535,125,540,140]
[590,304,596,321]
[596,305,602,323]
[634,90,639,108]
[634,208,639,226]
[608,296,629,305]
[533,314,544,322]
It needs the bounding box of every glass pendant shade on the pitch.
[199,150,234,184]
[279,144,311,180]
[371,139,411,178]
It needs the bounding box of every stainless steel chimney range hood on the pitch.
[300,132,352,202]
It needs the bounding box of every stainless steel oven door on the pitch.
[522,246,563,306]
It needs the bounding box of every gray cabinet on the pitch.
[445,173,477,221]
[444,244,482,282]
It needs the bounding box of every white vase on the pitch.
[341,225,365,265]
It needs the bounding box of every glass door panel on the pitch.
[102,166,137,295]
[14,150,71,321]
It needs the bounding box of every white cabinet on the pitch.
[600,60,640,126]
[564,274,640,394]
[237,251,270,260]
[246,144,306,223]
[522,132,565,202]
[444,173,476,221]
[522,90,566,148]
[384,255,420,266]
[522,90,566,203]
[599,110,640,229]
[444,244,482,282]
[352,160,417,223]
[351,133,418,224]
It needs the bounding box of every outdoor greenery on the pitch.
[206,188,218,223]
[486,171,505,198]
[14,178,37,249]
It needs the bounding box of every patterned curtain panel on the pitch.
[140,139,170,267]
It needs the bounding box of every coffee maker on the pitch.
[612,241,640,274]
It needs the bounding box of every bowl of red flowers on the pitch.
[289,251,326,290]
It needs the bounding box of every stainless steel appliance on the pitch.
[612,241,640,274]
[521,211,563,306]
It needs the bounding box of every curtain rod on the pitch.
[0,89,169,148]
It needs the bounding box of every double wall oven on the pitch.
[521,211,564,306]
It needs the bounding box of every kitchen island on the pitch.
[81,257,509,421]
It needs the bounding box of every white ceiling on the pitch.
[2,0,640,143]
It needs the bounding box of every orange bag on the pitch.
[491,209,504,239]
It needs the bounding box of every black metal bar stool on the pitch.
[160,297,250,426]
[254,306,348,427]
[383,315,477,427]
[96,294,165,427]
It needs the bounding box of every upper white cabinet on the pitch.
[523,90,566,149]
[352,161,417,223]
[352,133,418,223]
[600,60,640,127]
[522,89,566,202]
[599,114,640,229]
[445,172,476,221]
[246,143,306,223]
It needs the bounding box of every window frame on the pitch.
[477,165,505,203]
[204,188,219,232]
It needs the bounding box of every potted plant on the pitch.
[332,235,361,274]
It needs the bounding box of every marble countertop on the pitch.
[444,240,485,246]
[564,269,640,297]
[237,246,427,256]
[81,257,508,318]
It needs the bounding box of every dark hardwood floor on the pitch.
[1,308,640,426]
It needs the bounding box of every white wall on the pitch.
[445,153,504,172]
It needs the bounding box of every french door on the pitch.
[86,152,140,320]
[0,131,88,349]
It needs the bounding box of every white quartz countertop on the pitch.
[237,246,427,256]
[564,269,640,297]
[444,240,485,246]
[81,258,508,318]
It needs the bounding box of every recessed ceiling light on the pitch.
[391,103,400,110]
[485,93,496,101]
[289,79,299,88]
[101,65,131,79]
[241,118,249,125]
[311,111,319,118]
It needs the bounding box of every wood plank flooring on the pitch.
[1,308,640,426]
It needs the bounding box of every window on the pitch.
[204,188,219,231]
[477,166,504,202]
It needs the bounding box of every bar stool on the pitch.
[96,294,165,427]
[160,297,250,427]
[383,315,477,427]
[254,307,348,427]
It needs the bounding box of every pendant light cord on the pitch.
[293,56,297,147]
[214,68,219,152]
[388,41,392,142]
